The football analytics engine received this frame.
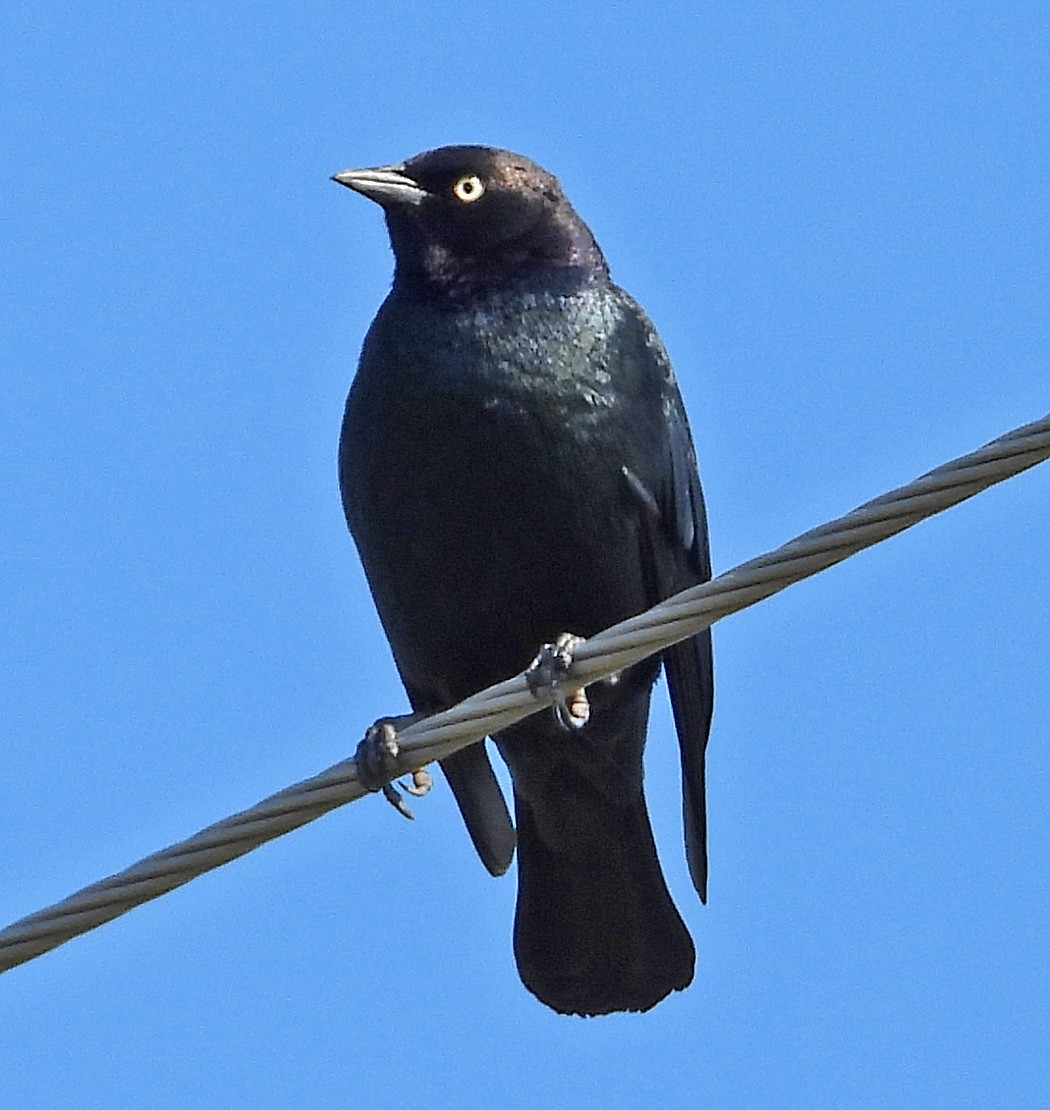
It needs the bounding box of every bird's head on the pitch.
[333,146,607,298]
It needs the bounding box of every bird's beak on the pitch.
[331,164,427,207]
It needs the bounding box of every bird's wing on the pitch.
[402,681,516,878]
[439,743,516,877]
[625,389,714,903]
[661,394,714,902]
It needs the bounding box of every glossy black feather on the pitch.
[335,146,714,1015]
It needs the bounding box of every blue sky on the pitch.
[3,3,1048,1106]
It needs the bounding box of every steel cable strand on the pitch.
[0,412,1046,974]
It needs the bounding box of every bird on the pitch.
[333,145,714,1017]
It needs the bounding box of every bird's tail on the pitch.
[512,779,695,1017]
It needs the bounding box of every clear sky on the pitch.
[3,3,1048,1107]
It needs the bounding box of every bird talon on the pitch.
[403,768,433,798]
[526,632,590,730]
[356,717,428,819]
[382,780,417,819]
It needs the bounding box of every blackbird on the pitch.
[334,146,714,1016]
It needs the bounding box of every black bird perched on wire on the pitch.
[333,146,714,1017]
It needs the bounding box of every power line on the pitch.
[1,412,1047,975]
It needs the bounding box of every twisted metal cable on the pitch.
[1,412,1047,974]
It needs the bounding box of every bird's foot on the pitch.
[355,715,433,820]
[525,632,590,730]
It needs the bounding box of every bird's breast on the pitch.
[340,283,666,700]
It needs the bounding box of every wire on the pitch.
[1,412,1047,975]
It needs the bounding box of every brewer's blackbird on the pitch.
[334,146,714,1016]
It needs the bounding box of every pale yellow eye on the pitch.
[452,174,485,203]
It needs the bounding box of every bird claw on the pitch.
[355,717,431,820]
[403,767,433,797]
[526,632,590,730]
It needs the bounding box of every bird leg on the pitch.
[525,632,590,730]
[355,715,433,820]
